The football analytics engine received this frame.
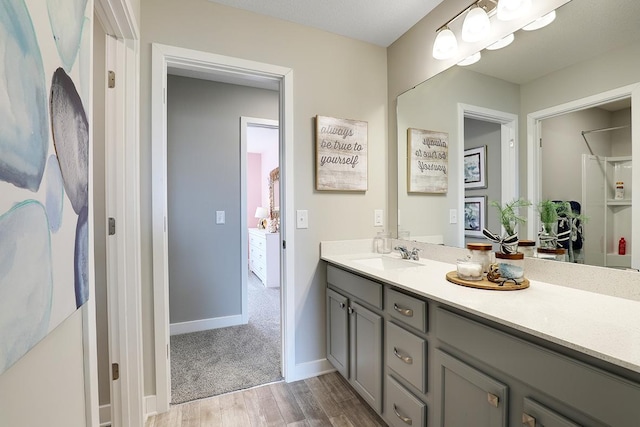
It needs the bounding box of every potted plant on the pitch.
[484,198,531,254]
[537,199,561,249]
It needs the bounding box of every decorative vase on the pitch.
[539,222,558,249]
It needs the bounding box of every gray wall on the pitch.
[464,118,501,245]
[141,0,388,395]
[166,75,278,323]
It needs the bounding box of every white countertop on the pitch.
[321,245,640,374]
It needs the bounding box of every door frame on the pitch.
[240,117,279,325]
[151,43,295,413]
[95,0,144,426]
[457,104,519,246]
[526,83,639,270]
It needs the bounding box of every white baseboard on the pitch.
[100,395,158,425]
[145,394,158,418]
[99,403,111,426]
[170,314,244,336]
[288,358,335,382]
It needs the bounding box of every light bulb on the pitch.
[523,10,556,31]
[458,52,481,66]
[497,0,532,21]
[462,6,491,42]
[486,33,514,50]
[432,27,458,60]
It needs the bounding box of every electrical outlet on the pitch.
[374,209,384,226]
[296,210,308,229]
[449,209,457,224]
[216,211,225,224]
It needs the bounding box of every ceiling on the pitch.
[207,0,445,47]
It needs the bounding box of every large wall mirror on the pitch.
[396,0,640,269]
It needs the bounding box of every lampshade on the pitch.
[497,0,532,21]
[523,10,556,31]
[461,5,491,43]
[457,52,481,66]
[486,33,514,50]
[432,27,458,60]
[254,207,269,219]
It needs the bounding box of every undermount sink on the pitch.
[352,256,423,270]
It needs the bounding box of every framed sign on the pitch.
[464,196,486,237]
[464,146,487,189]
[407,128,448,193]
[315,115,367,191]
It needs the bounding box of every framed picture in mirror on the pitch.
[407,128,449,193]
[464,146,487,189]
[464,196,486,237]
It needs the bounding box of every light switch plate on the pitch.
[374,209,383,226]
[449,209,457,224]
[216,211,225,224]
[296,210,308,229]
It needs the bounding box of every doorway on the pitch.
[151,44,295,413]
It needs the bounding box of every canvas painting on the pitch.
[0,0,92,374]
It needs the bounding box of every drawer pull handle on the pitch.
[393,404,412,425]
[487,393,499,408]
[393,347,413,364]
[394,303,414,317]
[522,413,536,427]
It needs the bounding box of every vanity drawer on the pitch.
[386,288,427,332]
[327,265,382,309]
[386,321,426,393]
[385,375,426,427]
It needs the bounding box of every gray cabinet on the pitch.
[436,350,508,427]
[326,266,383,413]
[522,398,580,427]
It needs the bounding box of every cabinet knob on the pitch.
[393,303,414,317]
[339,302,346,309]
[347,306,354,315]
[487,393,499,408]
[393,404,413,425]
[393,347,413,364]
[522,412,536,427]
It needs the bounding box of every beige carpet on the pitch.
[170,271,282,404]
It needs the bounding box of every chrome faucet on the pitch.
[395,246,421,260]
[394,246,410,259]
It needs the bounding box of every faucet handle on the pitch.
[394,246,410,259]
[410,247,421,260]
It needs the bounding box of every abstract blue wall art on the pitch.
[50,67,89,215]
[0,0,49,192]
[0,201,53,373]
[47,0,89,72]
[45,155,64,232]
[0,0,92,375]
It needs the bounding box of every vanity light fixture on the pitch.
[457,51,482,66]
[432,0,497,60]
[497,0,531,21]
[486,32,514,50]
[432,26,458,59]
[522,10,556,31]
[461,4,491,42]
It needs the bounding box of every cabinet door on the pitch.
[522,398,581,427]
[437,350,508,427]
[327,288,349,378]
[350,301,383,413]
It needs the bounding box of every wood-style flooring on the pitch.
[145,371,387,427]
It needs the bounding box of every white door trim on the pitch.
[526,83,639,269]
[151,43,295,413]
[457,103,519,245]
[96,0,144,425]
[240,117,279,325]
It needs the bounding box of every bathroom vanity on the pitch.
[322,241,640,427]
